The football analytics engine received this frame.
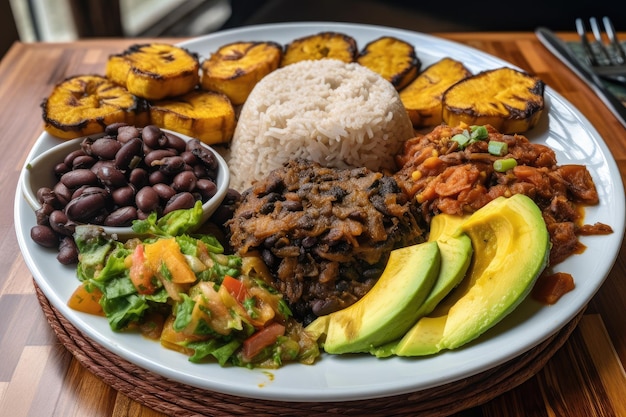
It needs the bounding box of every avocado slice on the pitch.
[306,241,441,354]
[372,215,473,357]
[415,215,473,319]
[395,194,550,355]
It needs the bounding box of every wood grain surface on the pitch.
[0,32,625,417]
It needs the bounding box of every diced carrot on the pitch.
[144,238,196,284]
[242,322,285,361]
[67,283,104,316]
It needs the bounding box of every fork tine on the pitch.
[589,17,612,62]
[576,18,598,66]
[602,16,626,63]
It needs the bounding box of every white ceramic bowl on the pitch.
[21,129,230,239]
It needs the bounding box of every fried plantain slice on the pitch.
[280,32,357,67]
[357,36,420,90]
[442,67,545,134]
[200,41,283,105]
[399,57,472,128]
[41,74,149,139]
[106,43,200,100]
[150,89,236,145]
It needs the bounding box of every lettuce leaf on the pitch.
[132,200,204,237]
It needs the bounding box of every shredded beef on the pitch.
[227,159,426,324]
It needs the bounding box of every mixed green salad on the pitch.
[68,202,320,368]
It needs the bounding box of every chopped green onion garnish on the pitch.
[488,140,508,156]
[493,158,518,172]
[470,125,489,140]
[451,133,470,148]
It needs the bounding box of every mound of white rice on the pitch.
[227,59,415,191]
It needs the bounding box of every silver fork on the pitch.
[575,16,626,84]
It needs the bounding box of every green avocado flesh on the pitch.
[395,194,550,356]
[372,215,473,357]
[307,194,550,357]
[308,241,441,354]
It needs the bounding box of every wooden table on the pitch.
[0,32,625,417]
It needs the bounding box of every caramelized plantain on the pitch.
[150,90,236,145]
[357,36,420,90]
[280,32,357,67]
[200,41,283,105]
[442,67,545,134]
[106,43,200,100]
[399,57,472,128]
[41,74,149,139]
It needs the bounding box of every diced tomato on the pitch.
[129,244,157,295]
[67,283,104,316]
[242,322,285,361]
[222,275,248,303]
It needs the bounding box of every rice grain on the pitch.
[227,59,414,191]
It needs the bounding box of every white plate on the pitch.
[15,22,625,402]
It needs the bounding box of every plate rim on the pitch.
[15,21,626,402]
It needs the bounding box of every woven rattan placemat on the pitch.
[35,282,582,417]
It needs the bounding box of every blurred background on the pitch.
[3,0,626,57]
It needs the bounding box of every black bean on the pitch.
[129,167,148,187]
[265,192,283,203]
[154,156,185,175]
[111,185,136,206]
[91,138,122,160]
[152,183,176,201]
[136,186,160,212]
[144,149,176,167]
[172,171,197,192]
[193,164,210,179]
[261,249,276,268]
[64,149,86,167]
[188,139,217,169]
[54,162,70,177]
[96,164,127,188]
[223,188,242,205]
[164,132,187,152]
[148,170,169,186]
[104,206,138,226]
[49,210,74,236]
[72,155,96,169]
[260,202,275,214]
[87,209,110,225]
[180,151,198,165]
[115,136,142,169]
[282,200,303,211]
[71,185,90,200]
[116,125,140,143]
[36,187,56,205]
[311,299,342,317]
[163,192,195,214]
[57,236,79,264]
[53,182,72,206]
[30,225,58,248]
[105,122,129,136]
[210,204,235,225]
[65,191,107,221]
[196,179,217,199]
[35,203,54,225]
[141,125,166,148]
[60,169,99,189]
[80,136,96,155]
